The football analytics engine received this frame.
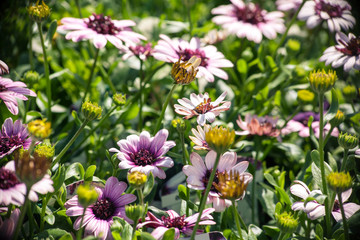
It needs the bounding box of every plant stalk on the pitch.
[82,48,100,103]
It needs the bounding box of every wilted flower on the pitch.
[137,208,216,239]
[28,0,51,22]
[338,132,358,150]
[327,172,352,193]
[189,124,211,151]
[82,100,102,121]
[205,126,235,154]
[0,60,9,75]
[27,119,51,139]
[171,56,201,85]
[236,114,280,137]
[213,170,250,201]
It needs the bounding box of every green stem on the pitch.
[27,202,35,238]
[277,232,286,240]
[99,66,117,95]
[138,59,144,131]
[13,185,31,240]
[238,212,247,233]
[190,152,221,240]
[184,0,193,37]
[39,196,48,232]
[76,207,87,240]
[340,149,349,172]
[28,18,34,70]
[137,188,146,223]
[75,0,83,18]
[232,200,244,240]
[131,218,139,239]
[82,48,100,103]
[338,193,349,240]
[153,84,177,134]
[180,130,190,216]
[251,139,260,224]
[37,21,52,122]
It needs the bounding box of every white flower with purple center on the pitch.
[298,0,355,32]
[174,92,231,126]
[109,129,175,179]
[153,34,233,83]
[0,60,9,75]
[121,42,153,61]
[320,32,360,72]
[65,177,136,239]
[211,0,285,44]
[57,13,146,49]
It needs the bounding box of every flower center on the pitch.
[92,198,115,220]
[194,98,213,114]
[0,84,7,92]
[162,215,186,229]
[0,168,21,190]
[336,37,360,56]
[332,200,340,211]
[315,0,348,18]
[234,4,265,25]
[202,169,220,193]
[130,149,156,166]
[85,13,120,35]
[0,136,22,154]
[181,49,208,67]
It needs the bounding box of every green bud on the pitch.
[113,93,126,106]
[127,171,147,189]
[276,212,298,234]
[77,184,99,208]
[297,89,314,103]
[28,0,51,22]
[286,39,301,52]
[81,101,102,121]
[125,204,144,222]
[327,172,352,193]
[172,118,186,133]
[329,110,345,127]
[24,70,40,83]
[338,132,358,150]
[342,85,357,101]
[308,69,337,94]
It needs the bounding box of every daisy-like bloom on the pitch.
[0,118,31,158]
[57,13,146,49]
[211,0,285,44]
[236,114,280,137]
[109,129,175,179]
[0,77,36,115]
[0,208,20,239]
[189,124,211,151]
[290,180,360,221]
[276,0,303,11]
[65,177,136,239]
[0,161,54,206]
[183,151,252,212]
[174,92,231,126]
[0,60,9,75]
[122,42,153,61]
[153,34,233,82]
[320,32,360,72]
[298,0,355,33]
[137,208,216,239]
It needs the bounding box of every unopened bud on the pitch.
[327,172,352,193]
[308,69,337,94]
[77,184,98,208]
[28,0,51,22]
[81,101,102,121]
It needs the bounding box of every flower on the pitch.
[338,132,358,150]
[0,118,31,159]
[298,0,355,33]
[109,129,175,179]
[82,100,102,121]
[122,42,153,60]
[331,188,360,222]
[205,126,235,154]
[137,208,216,239]
[213,169,250,201]
[65,177,136,239]
[127,171,147,189]
[77,184,99,208]
[57,13,146,49]
[189,124,211,151]
[153,34,233,82]
[276,212,298,234]
[308,69,337,94]
[28,0,51,22]
[276,0,303,11]
[0,208,20,239]
[0,60,9,75]
[183,151,252,212]
[27,119,51,139]
[319,32,360,72]
[211,0,285,44]
[236,114,280,137]
[327,171,352,193]
[174,92,231,126]
[0,77,36,115]
[171,56,201,85]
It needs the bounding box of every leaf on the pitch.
[51,165,65,193]
[311,160,332,193]
[162,228,175,240]
[44,213,55,225]
[59,233,73,240]
[84,165,96,182]
[71,110,82,126]
[264,173,278,187]
[315,223,323,240]
[328,152,338,171]
[65,162,85,183]
[143,172,154,197]
[275,186,291,205]
[36,228,70,239]
[236,59,248,80]
[123,103,139,121]
[324,89,339,122]
[265,55,278,72]
[248,224,266,240]
[178,184,187,200]
[140,232,157,240]
[147,206,168,217]
[45,20,57,48]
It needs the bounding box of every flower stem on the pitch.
[82,48,100,103]
[37,21,52,123]
[75,0,83,18]
[190,152,221,240]
[13,185,31,240]
[39,196,49,232]
[153,84,177,134]
[251,138,260,224]
[277,231,286,240]
[338,193,349,240]
[340,149,349,172]
[232,200,244,240]
[76,207,87,240]
[138,59,144,131]
[180,130,190,216]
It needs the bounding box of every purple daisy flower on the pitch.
[137,208,216,239]
[174,92,231,126]
[0,208,20,239]
[57,13,146,49]
[211,0,285,44]
[298,0,355,32]
[183,151,252,212]
[121,42,153,61]
[320,32,360,72]
[153,34,233,83]
[65,177,136,239]
[0,118,31,158]
[0,77,36,115]
[0,60,9,75]
[109,129,175,179]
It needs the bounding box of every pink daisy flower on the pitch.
[0,208,20,239]
[236,114,280,137]
[211,0,285,44]
[121,42,153,61]
[298,0,355,32]
[183,151,252,212]
[0,60,9,75]
[153,34,233,82]
[0,77,36,115]
[109,129,175,179]
[137,208,216,239]
[57,13,146,49]
[174,92,231,126]
[189,124,211,151]
[320,32,360,72]
[276,0,303,11]
[0,118,32,158]
[65,177,136,239]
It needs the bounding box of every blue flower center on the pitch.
[0,168,21,190]
[92,198,115,220]
[162,215,186,229]
[86,13,120,35]
[130,149,155,166]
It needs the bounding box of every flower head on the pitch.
[298,0,355,32]
[338,132,358,149]
[171,56,201,85]
[153,34,233,83]
[327,172,352,193]
[122,42,153,61]
[205,126,235,154]
[174,92,231,126]
[28,119,51,139]
[0,77,36,115]
[213,170,250,201]
[236,114,280,137]
[0,60,9,75]
[212,0,285,43]
[137,208,216,239]
[109,129,175,179]
[65,177,136,239]
[113,93,126,106]
[28,0,51,22]
[0,208,20,239]
[57,13,146,49]
[125,204,144,222]
[82,100,102,121]
[276,212,298,234]
[308,69,337,94]
[189,124,211,151]
[77,184,99,208]
[127,171,147,189]
[329,110,345,127]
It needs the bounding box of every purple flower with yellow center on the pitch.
[174,92,231,126]
[0,118,31,158]
[0,77,36,115]
[109,129,175,179]
[65,177,136,239]
[0,60,9,75]
[320,32,360,72]
[153,34,233,83]
[137,208,216,239]
[298,0,355,32]
[211,0,285,44]
[57,13,146,49]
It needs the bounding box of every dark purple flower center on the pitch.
[86,13,120,35]
[194,98,214,114]
[336,37,360,56]
[234,4,265,25]
[315,0,349,18]
[0,168,21,189]
[0,136,22,155]
[202,169,220,193]
[130,149,156,166]
[333,200,340,211]
[130,43,152,58]
[181,48,208,67]
[0,84,7,92]
[162,215,186,229]
[92,198,115,220]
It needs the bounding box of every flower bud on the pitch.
[171,56,201,85]
[297,89,314,103]
[77,184,99,208]
[28,0,51,22]
[205,126,235,154]
[28,119,51,139]
[24,70,40,83]
[125,204,144,222]
[113,93,126,106]
[127,171,147,189]
[172,118,186,133]
[286,39,301,52]
[342,85,357,101]
[338,132,358,150]
[276,212,298,234]
[33,141,55,162]
[81,101,102,121]
[327,172,352,193]
[308,69,337,94]
[330,110,345,127]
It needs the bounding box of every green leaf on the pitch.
[56,210,67,217]
[274,90,281,107]
[51,165,66,193]
[71,110,82,126]
[123,103,139,121]
[65,162,85,183]
[248,224,266,240]
[140,232,157,240]
[264,173,278,187]
[328,152,338,171]
[147,206,168,217]
[324,89,339,122]
[143,172,154,197]
[236,59,248,80]
[265,55,278,72]
[275,186,291,205]
[84,165,96,182]
[45,20,58,48]
[36,228,70,239]
[178,184,187,200]
[311,160,332,193]
[44,213,55,225]
[59,233,73,240]
[162,228,175,240]
[275,202,282,215]
[315,223,323,240]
